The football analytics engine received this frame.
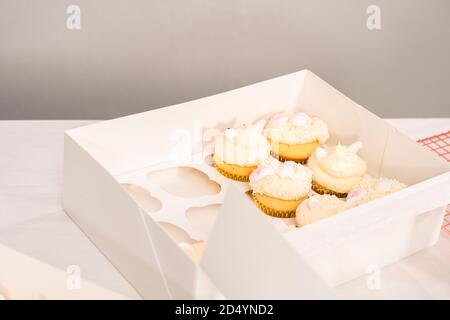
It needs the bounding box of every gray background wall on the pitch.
[0,0,449,120]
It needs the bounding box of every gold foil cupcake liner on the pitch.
[214,163,250,182]
[312,180,348,198]
[252,193,296,218]
[270,152,307,165]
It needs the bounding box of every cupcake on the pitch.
[295,194,345,227]
[249,157,312,218]
[347,174,407,205]
[264,112,329,163]
[307,142,367,198]
[213,120,270,182]
[179,241,206,264]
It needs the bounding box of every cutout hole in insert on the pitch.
[186,204,222,236]
[147,166,221,198]
[158,222,195,244]
[121,183,162,213]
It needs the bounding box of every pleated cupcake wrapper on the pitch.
[311,180,348,198]
[214,164,250,182]
[270,152,308,165]
[252,193,297,218]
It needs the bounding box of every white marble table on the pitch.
[0,119,449,299]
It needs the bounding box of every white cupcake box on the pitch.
[62,70,450,299]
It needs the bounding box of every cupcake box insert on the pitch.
[63,70,450,299]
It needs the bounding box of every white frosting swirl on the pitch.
[264,112,329,145]
[347,174,407,205]
[307,142,367,193]
[249,157,312,200]
[214,122,271,166]
[296,194,345,227]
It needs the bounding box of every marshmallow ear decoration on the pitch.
[344,188,367,209]
[348,141,363,153]
[278,161,295,178]
[315,147,328,160]
[307,195,322,211]
[225,128,237,141]
[292,112,310,127]
[347,188,367,200]
[249,165,274,182]
[375,178,392,193]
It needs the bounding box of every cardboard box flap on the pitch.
[141,211,221,299]
[63,134,170,299]
[201,186,335,299]
[381,128,450,184]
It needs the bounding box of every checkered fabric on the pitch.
[417,130,450,235]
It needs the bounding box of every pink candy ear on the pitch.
[249,168,260,182]
[348,141,363,153]
[347,188,367,200]
[250,166,273,182]
[375,179,391,193]
[278,161,295,177]
[315,147,327,159]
